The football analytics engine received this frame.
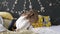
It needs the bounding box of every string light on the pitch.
[29,0,32,9]
[15,11,18,13]
[10,10,14,13]
[49,3,52,6]
[6,8,9,11]
[2,0,46,13]
[18,11,21,15]
[11,0,18,13]
[38,10,40,12]
[23,0,27,12]
[37,0,45,12]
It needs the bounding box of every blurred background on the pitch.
[0,0,60,25]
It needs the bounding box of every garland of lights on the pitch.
[23,0,26,11]
[11,0,18,13]
[37,0,45,12]
[2,0,46,13]
[29,0,32,9]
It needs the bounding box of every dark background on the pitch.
[0,0,60,25]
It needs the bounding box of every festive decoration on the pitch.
[29,0,32,9]
[37,0,45,12]
[23,0,26,11]
[2,0,8,7]
[11,0,18,13]
[1,0,9,11]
